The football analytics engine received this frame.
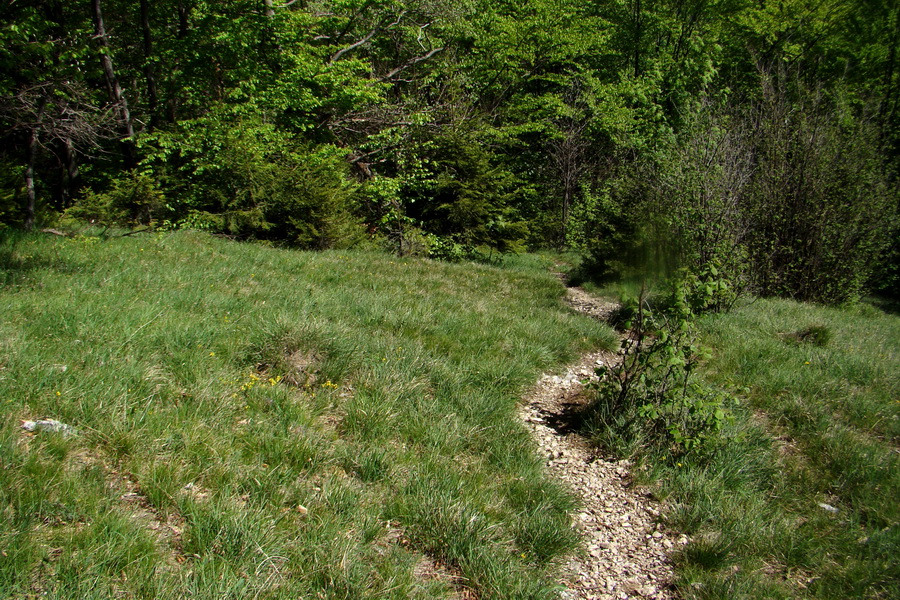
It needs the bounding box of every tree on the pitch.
[91,0,137,169]
[0,1,114,227]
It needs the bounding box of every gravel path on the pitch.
[518,283,684,599]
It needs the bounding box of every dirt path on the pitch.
[519,283,685,599]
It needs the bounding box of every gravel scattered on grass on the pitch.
[519,283,682,599]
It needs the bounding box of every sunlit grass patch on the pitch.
[632,297,900,599]
[0,230,616,598]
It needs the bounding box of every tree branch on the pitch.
[375,47,444,83]
[330,27,379,63]
[329,10,406,63]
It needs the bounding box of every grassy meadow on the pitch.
[627,297,899,599]
[0,230,616,599]
[3,229,898,600]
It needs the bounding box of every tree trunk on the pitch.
[92,0,137,169]
[139,0,160,130]
[24,127,39,231]
[633,0,642,77]
[880,7,900,141]
[177,0,189,37]
[23,98,47,231]
[61,137,80,208]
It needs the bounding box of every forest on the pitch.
[2,0,899,303]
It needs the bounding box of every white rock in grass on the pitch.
[21,419,76,436]
[818,502,840,513]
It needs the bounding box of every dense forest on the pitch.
[2,0,899,303]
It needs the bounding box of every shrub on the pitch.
[585,77,897,307]
[65,171,165,226]
[586,274,734,458]
[140,114,363,248]
[742,76,898,304]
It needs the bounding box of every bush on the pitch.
[743,77,898,304]
[140,114,363,249]
[65,171,165,226]
[592,82,898,306]
[586,274,734,459]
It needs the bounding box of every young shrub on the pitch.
[586,275,734,459]
[260,147,363,250]
[65,171,165,226]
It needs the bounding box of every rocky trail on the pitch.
[518,281,685,600]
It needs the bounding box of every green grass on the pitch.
[628,297,899,599]
[0,230,617,599]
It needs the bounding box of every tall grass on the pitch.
[0,230,616,599]
[625,297,899,599]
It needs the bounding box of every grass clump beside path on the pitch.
[611,296,899,599]
[0,230,616,599]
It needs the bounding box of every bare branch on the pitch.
[330,27,379,63]
[0,81,117,148]
[41,228,70,237]
[329,10,406,63]
[375,47,444,83]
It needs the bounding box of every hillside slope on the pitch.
[0,231,616,599]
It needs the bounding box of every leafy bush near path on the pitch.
[586,266,738,458]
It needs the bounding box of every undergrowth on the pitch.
[586,265,737,458]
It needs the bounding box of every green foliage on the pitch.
[743,78,899,304]
[577,180,642,284]
[588,274,735,458]
[663,261,739,315]
[417,131,528,252]
[361,174,420,255]
[643,100,752,279]
[585,85,898,306]
[0,160,23,227]
[65,171,165,226]
[2,0,899,286]
[358,127,531,257]
[141,115,362,248]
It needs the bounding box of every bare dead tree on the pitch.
[0,81,115,228]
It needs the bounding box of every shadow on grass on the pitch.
[0,230,80,286]
[865,295,900,316]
